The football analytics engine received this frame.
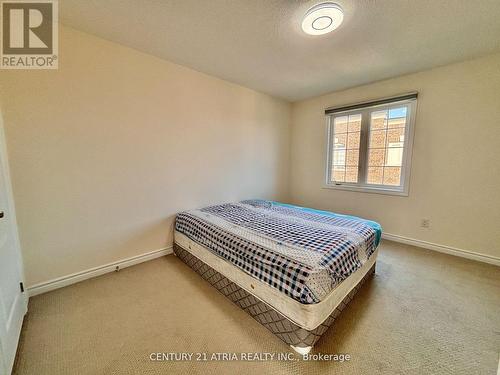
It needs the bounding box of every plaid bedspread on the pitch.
[175,200,382,304]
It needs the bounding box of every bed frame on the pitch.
[173,242,376,354]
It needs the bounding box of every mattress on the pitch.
[175,200,381,304]
[175,230,378,330]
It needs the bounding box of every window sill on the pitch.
[322,183,409,196]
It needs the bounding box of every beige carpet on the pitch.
[13,240,500,375]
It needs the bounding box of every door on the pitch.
[0,113,27,375]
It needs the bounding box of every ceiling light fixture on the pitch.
[301,2,344,36]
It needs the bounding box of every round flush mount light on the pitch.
[301,2,344,36]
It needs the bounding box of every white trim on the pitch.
[382,233,500,266]
[27,246,173,296]
[321,183,409,196]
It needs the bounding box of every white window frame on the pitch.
[324,94,417,196]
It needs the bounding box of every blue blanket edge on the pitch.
[269,201,383,246]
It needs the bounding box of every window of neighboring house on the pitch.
[325,93,417,196]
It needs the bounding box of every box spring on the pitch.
[173,243,375,351]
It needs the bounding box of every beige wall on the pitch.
[290,53,500,260]
[0,26,290,286]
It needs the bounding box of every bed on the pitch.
[174,200,382,354]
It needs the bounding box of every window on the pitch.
[325,93,417,195]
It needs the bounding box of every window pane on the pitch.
[385,147,404,166]
[331,112,361,185]
[345,167,358,183]
[368,149,385,166]
[332,166,345,182]
[346,149,359,166]
[388,117,406,129]
[334,133,347,149]
[369,130,386,148]
[333,150,346,166]
[367,167,383,184]
[347,132,360,149]
[371,110,387,130]
[388,107,407,128]
[367,106,408,187]
[348,114,361,132]
[383,167,401,185]
[389,107,407,119]
[334,116,348,133]
[386,127,405,147]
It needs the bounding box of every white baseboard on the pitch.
[382,233,500,266]
[26,234,498,297]
[28,246,173,297]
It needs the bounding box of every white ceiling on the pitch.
[60,0,500,102]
